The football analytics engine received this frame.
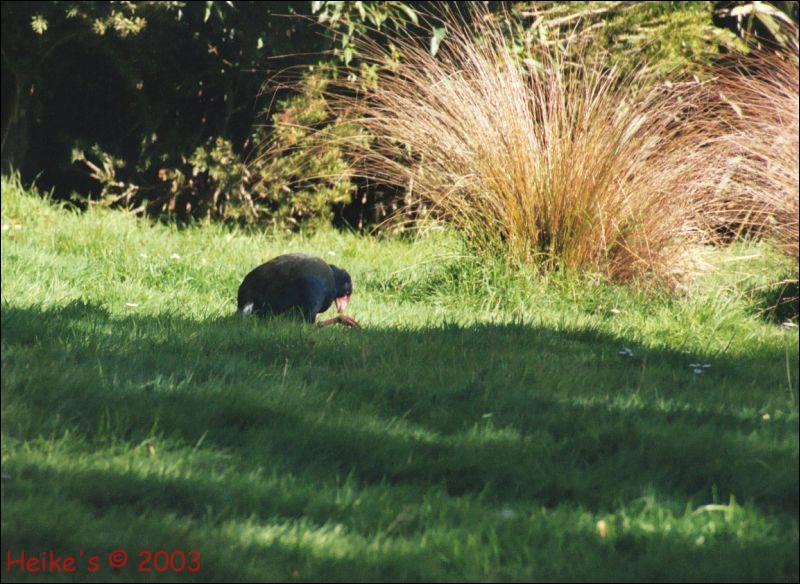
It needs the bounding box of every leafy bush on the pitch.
[509,1,746,75]
[73,71,358,230]
[2,1,328,207]
[311,1,423,66]
[3,1,798,232]
[247,70,360,229]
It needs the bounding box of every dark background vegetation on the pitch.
[2,1,798,229]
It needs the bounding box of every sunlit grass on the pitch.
[1,177,798,581]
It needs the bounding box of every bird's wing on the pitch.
[239,254,335,316]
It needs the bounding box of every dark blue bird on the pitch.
[237,253,359,327]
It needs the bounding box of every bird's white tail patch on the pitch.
[241,302,254,316]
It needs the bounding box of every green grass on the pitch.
[1,175,798,582]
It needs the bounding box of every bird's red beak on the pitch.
[335,294,351,314]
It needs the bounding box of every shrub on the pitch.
[509,1,746,76]
[328,6,721,281]
[248,70,360,230]
[72,71,358,230]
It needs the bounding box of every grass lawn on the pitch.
[2,176,798,581]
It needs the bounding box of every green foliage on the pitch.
[74,70,358,229]
[1,2,329,214]
[2,178,798,581]
[717,1,799,49]
[311,1,423,65]
[163,137,251,219]
[248,71,359,229]
[509,2,746,75]
[507,2,799,76]
[146,71,357,228]
[25,1,152,39]
[3,1,799,231]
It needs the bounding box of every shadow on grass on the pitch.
[3,301,797,506]
[2,301,798,579]
[749,278,800,323]
[5,462,797,582]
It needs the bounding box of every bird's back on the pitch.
[237,253,335,319]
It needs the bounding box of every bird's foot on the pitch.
[337,315,361,329]
[317,315,362,329]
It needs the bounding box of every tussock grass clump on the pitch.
[709,47,799,263]
[330,7,719,281]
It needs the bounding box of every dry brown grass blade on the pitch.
[705,44,799,264]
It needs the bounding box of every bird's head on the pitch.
[330,264,353,314]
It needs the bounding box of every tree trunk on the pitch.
[1,69,30,174]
